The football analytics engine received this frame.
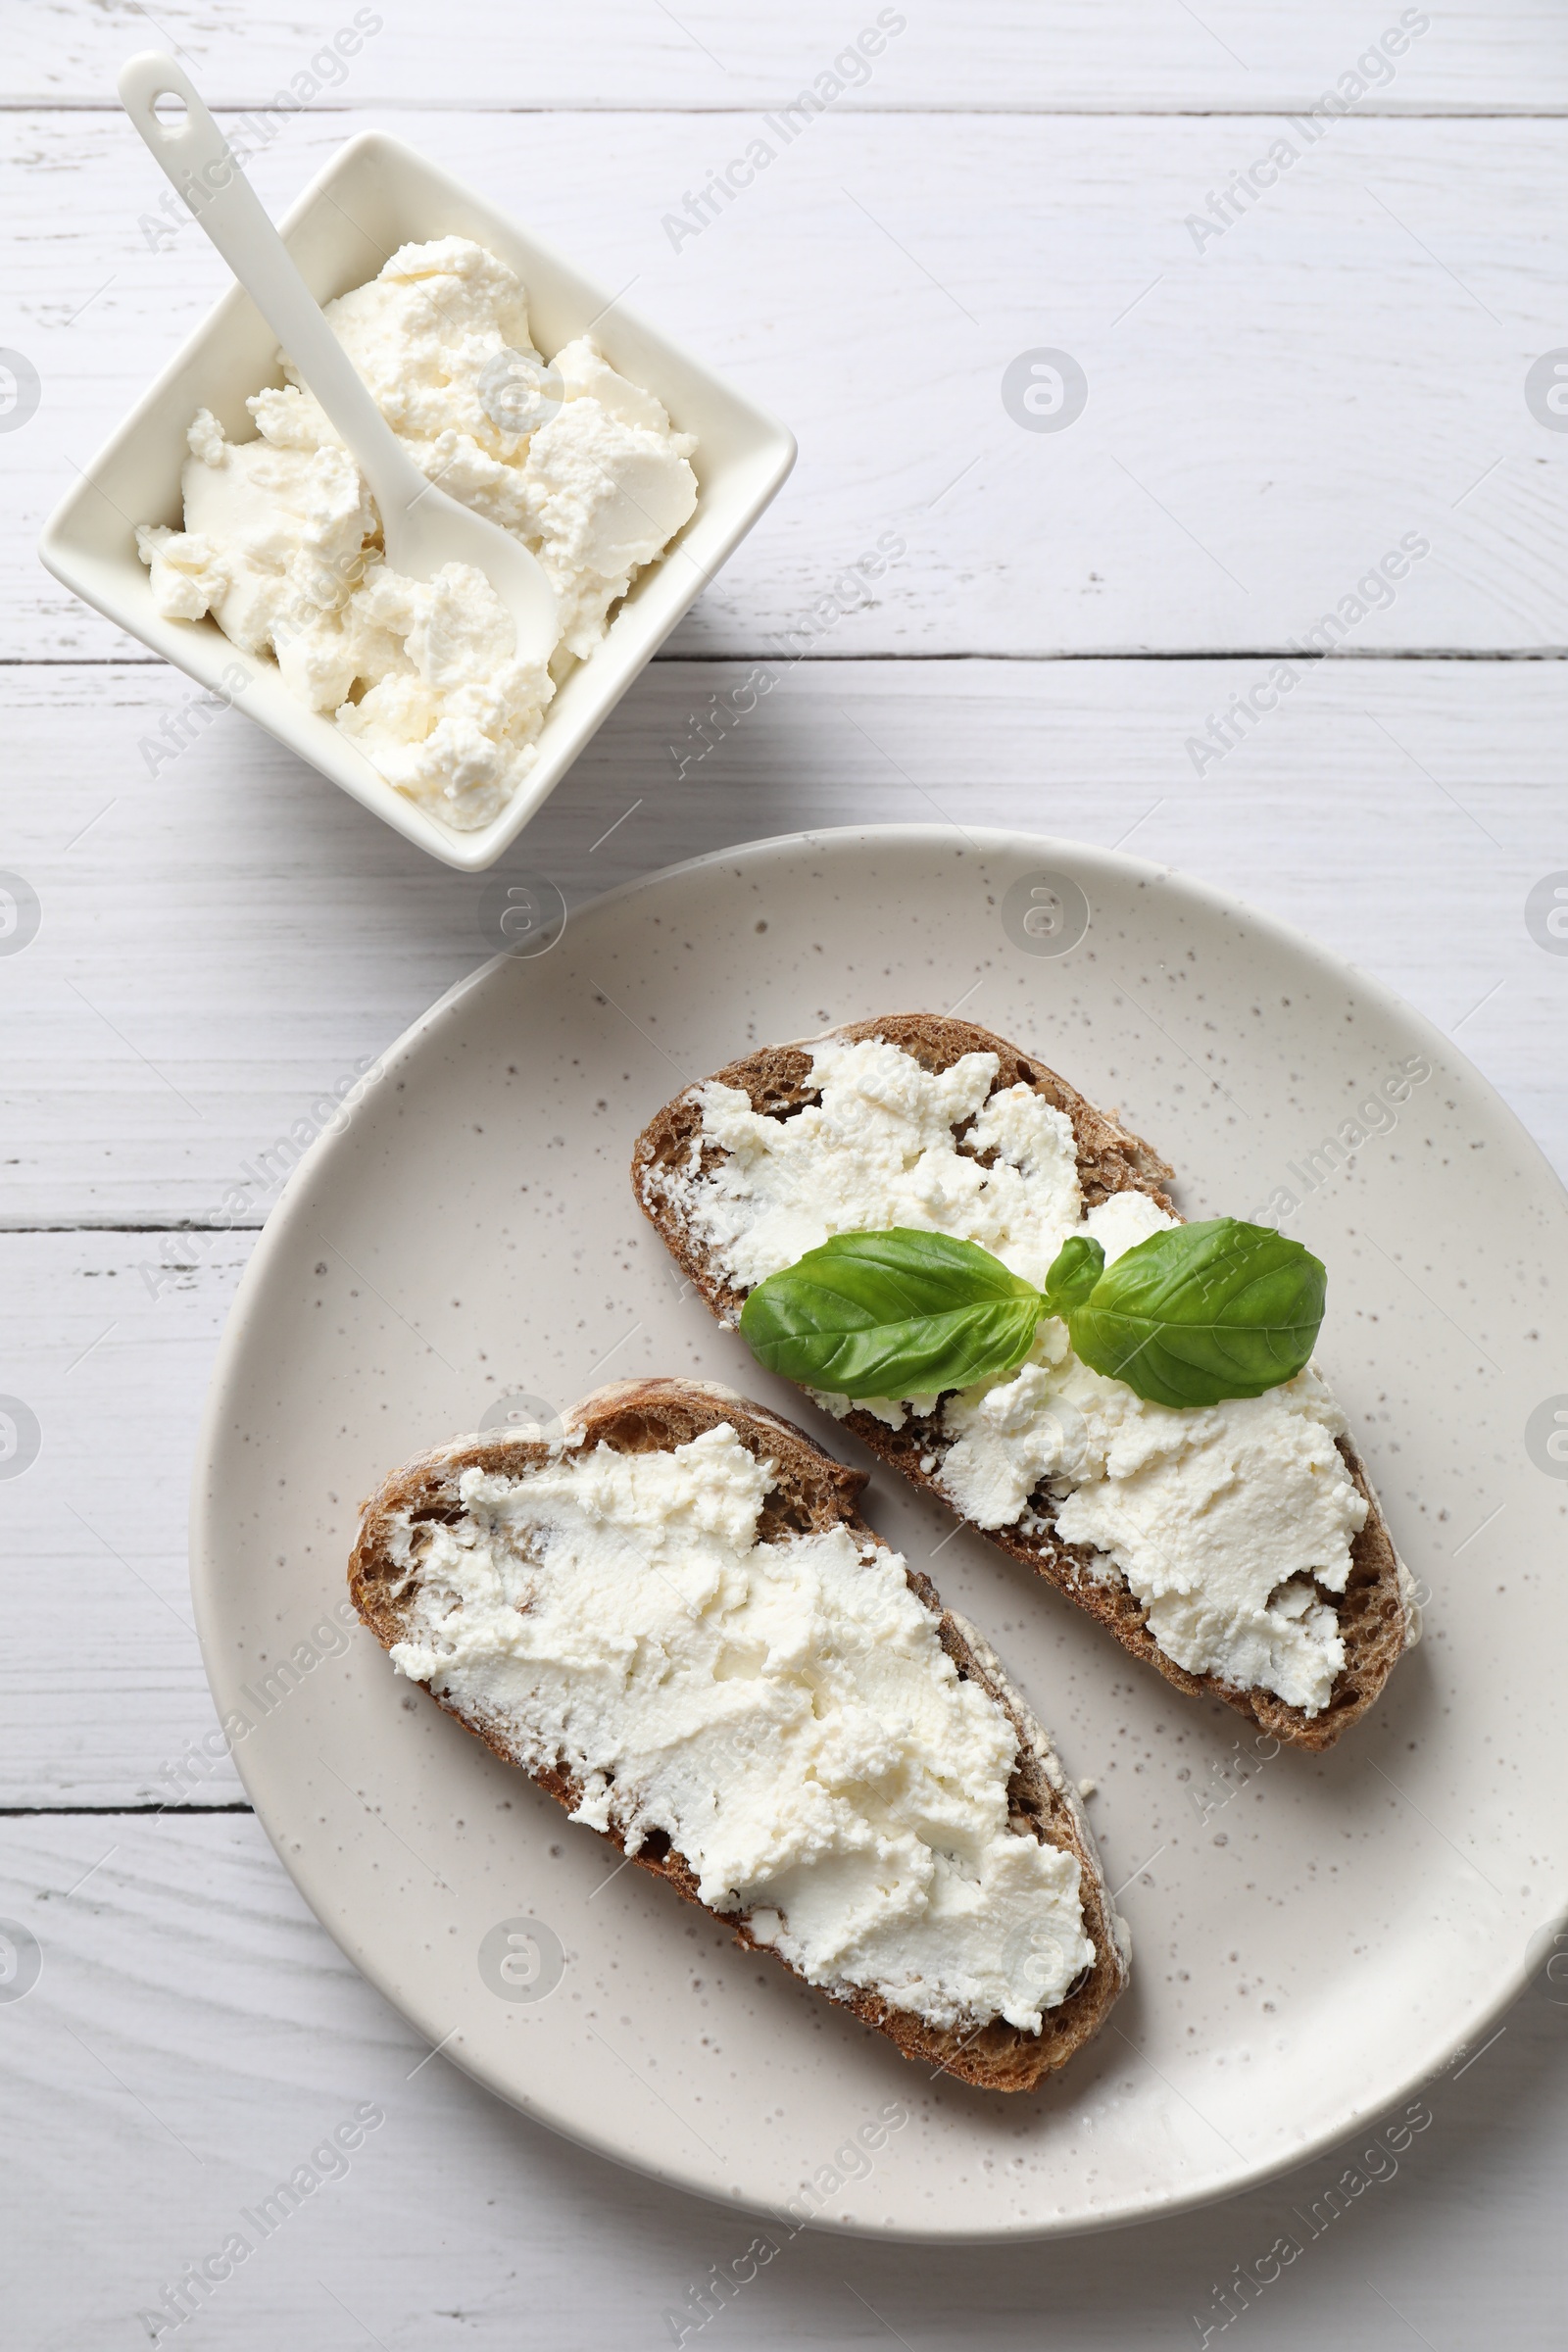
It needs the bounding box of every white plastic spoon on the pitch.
[118,51,558,660]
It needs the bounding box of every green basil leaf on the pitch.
[1040,1234,1105,1315]
[1068,1218,1326,1409]
[739,1229,1045,1400]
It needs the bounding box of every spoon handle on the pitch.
[118,51,428,521]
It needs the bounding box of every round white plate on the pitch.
[193,825,1568,2241]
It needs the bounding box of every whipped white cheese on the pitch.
[385,1420,1094,2034]
[662,1037,1370,1716]
[136,237,698,830]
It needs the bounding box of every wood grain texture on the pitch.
[2,657,1562,1231]
[9,1,1568,114]
[0,1231,247,1807]
[7,0,1568,2324]
[9,111,1568,660]
[3,1813,1567,2347]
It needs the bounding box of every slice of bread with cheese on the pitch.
[632,1015,1419,1752]
[349,1377,1129,2091]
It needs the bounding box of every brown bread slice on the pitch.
[631,1014,1417,1754]
[349,1376,1129,2092]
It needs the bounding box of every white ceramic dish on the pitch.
[192,826,1568,2239]
[36,130,795,872]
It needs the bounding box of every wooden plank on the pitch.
[9,110,1568,661]
[3,1812,1567,2343]
[2,657,1564,1235]
[10,2,1568,115]
[0,1232,247,1807]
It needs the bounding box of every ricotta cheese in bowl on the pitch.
[670,1038,1372,1718]
[134,236,698,832]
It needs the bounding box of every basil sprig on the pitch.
[738,1218,1326,1411]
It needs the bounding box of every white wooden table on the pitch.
[5,7,1567,2344]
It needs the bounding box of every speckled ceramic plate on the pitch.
[192,825,1568,2240]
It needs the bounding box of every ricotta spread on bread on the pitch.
[673,1038,1367,1716]
[136,237,698,831]
[382,1419,1094,2034]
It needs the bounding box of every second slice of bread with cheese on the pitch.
[350,1377,1129,2091]
[632,1014,1419,1752]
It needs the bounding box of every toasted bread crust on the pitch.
[349,1376,1129,2092]
[630,1015,1415,1754]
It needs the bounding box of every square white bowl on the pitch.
[37,130,796,872]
